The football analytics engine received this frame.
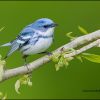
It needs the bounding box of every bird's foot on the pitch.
[46,52,52,56]
[24,63,32,79]
[39,51,52,56]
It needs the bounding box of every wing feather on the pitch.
[5,26,36,58]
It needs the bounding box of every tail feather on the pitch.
[0,42,11,47]
[4,42,20,59]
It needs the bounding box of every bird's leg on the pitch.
[23,55,28,65]
[38,51,52,56]
[22,55,32,78]
[3,56,7,60]
[23,55,30,72]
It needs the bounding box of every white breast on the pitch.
[22,37,53,55]
[21,28,54,55]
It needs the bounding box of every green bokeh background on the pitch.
[0,1,100,99]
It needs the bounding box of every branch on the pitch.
[64,39,100,58]
[1,30,100,82]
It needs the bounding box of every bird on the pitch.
[0,18,57,65]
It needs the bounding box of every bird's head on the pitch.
[32,18,57,33]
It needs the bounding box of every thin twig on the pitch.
[64,39,100,58]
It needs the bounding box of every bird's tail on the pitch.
[0,42,11,47]
[2,41,20,59]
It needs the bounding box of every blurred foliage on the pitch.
[0,92,7,100]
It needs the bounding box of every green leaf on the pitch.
[0,27,5,32]
[66,57,74,61]
[0,92,7,99]
[66,32,76,40]
[55,56,70,71]
[15,80,21,94]
[82,53,100,63]
[21,75,32,87]
[50,53,60,62]
[76,55,83,62]
[2,93,7,100]
[55,64,61,71]
[55,57,64,71]
[0,92,3,98]
[51,56,59,62]
[63,60,69,69]
[28,79,32,87]
[15,74,32,94]
[78,26,88,34]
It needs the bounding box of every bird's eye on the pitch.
[43,25,49,28]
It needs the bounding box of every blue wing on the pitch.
[5,26,38,58]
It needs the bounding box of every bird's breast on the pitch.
[21,37,53,55]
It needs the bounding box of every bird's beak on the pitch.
[51,23,58,27]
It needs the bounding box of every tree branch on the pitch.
[1,30,100,82]
[64,39,100,58]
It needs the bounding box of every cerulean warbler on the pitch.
[0,18,57,63]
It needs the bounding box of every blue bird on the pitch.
[0,18,57,64]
